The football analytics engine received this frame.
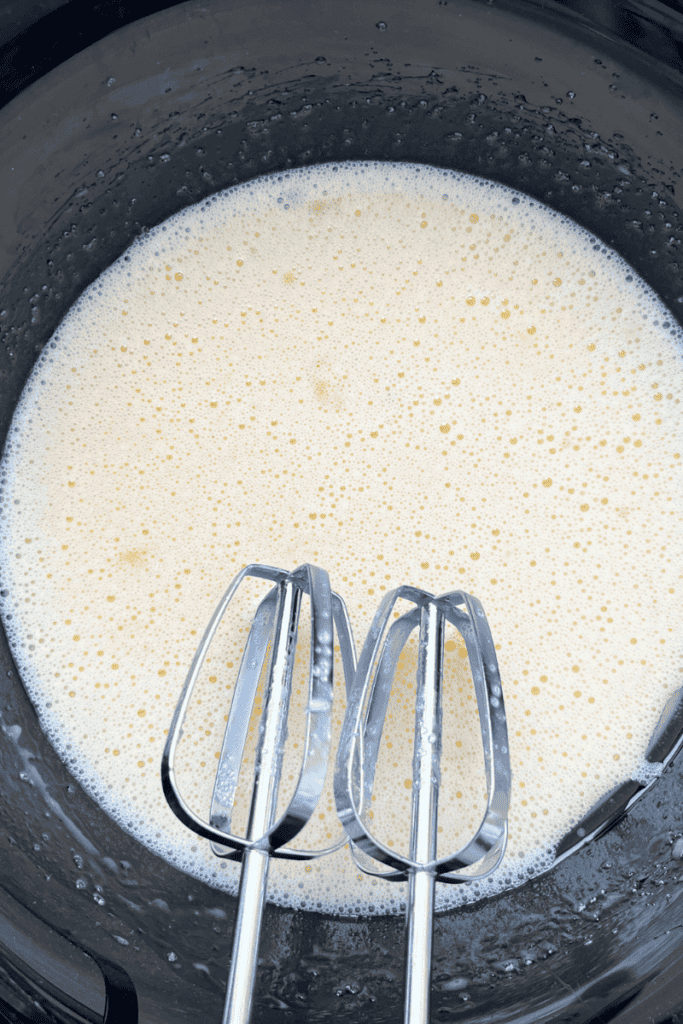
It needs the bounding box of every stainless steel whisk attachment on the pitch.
[162,563,356,1024]
[335,586,511,1024]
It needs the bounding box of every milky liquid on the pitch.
[2,162,683,915]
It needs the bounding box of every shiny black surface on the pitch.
[1,0,682,109]
[1,1,683,1021]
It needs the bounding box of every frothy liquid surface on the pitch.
[2,162,683,915]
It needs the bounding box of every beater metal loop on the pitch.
[162,562,355,860]
[335,585,510,882]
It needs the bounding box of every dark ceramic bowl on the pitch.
[1,2,683,1022]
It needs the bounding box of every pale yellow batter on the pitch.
[2,162,682,914]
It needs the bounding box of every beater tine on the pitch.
[335,586,511,1024]
[162,562,355,1024]
[209,584,280,854]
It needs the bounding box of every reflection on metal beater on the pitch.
[335,586,511,1024]
[161,563,356,1024]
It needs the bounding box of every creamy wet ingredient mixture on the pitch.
[2,162,682,914]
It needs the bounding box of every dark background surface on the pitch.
[1,0,683,111]
[1,1,683,1022]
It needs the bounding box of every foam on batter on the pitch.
[2,161,682,915]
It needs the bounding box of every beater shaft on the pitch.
[223,848,269,1024]
[405,602,442,1024]
[222,578,301,1024]
[406,870,435,1024]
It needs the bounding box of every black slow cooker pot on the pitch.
[1,1,683,1021]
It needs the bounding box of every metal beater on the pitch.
[335,585,511,1024]
[162,562,356,1024]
